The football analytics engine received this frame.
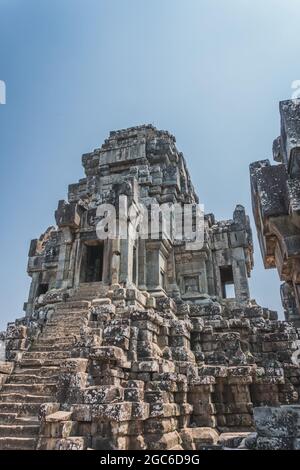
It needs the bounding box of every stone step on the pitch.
[72,289,104,295]
[72,291,102,297]
[0,424,40,437]
[50,312,90,320]
[13,366,59,377]
[42,326,83,334]
[0,414,38,426]
[73,285,105,291]
[20,358,67,367]
[44,323,87,330]
[73,287,100,291]
[37,337,77,343]
[41,329,83,336]
[0,402,42,416]
[32,337,75,345]
[33,339,77,346]
[10,374,59,384]
[42,325,81,331]
[31,342,75,351]
[51,310,91,317]
[45,321,87,327]
[72,286,109,297]
[2,383,57,395]
[43,321,87,330]
[0,393,54,404]
[38,338,79,344]
[22,351,71,360]
[15,416,40,425]
[0,412,17,424]
[41,327,82,335]
[43,323,83,329]
[0,437,37,450]
[46,316,86,322]
[71,298,98,302]
[55,301,91,310]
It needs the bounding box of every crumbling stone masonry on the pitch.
[250,99,300,327]
[0,125,299,450]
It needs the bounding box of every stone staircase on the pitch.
[0,299,91,449]
[71,282,109,301]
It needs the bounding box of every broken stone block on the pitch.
[144,431,182,450]
[91,402,133,422]
[190,427,219,449]
[0,362,13,375]
[254,406,299,437]
[71,404,92,422]
[218,432,252,448]
[45,411,73,422]
[256,436,293,450]
[83,386,124,404]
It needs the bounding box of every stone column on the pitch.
[138,239,147,290]
[74,238,84,288]
[232,248,250,301]
[55,227,74,289]
[26,271,40,316]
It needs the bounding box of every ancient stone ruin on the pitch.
[0,123,300,450]
[250,99,300,328]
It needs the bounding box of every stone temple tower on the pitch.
[25,125,253,315]
[0,125,299,450]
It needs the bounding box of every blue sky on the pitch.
[0,0,300,329]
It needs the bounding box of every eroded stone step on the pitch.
[20,358,69,367]
[37,338,77,344]
[55,301,91,310]
[45,315,88,329]
[51,311,90,318]
[0,424,40,437]
[0,393,54,404]
[36,333,80,351]
[0,412,17,424]
[10,374,59,384]
[0,413,38,426]
[32,337,75,345]
[0,402,42,416]
[22,351,71,360]
[71,292,102,298]
[41,328,83,335]
[42,327,86,333]
[13,366,59,377]
[0,437,37,450]
[15,416,39,425]
[31,342,75,351]
[40,325,86,333]
[2,383,57,395]
[45,319,87,326]
[48,316,89,323]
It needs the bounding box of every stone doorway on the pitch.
[80,242,104,283]
[220,265,235,298]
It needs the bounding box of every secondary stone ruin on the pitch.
[250,99,300,328]
[0,124,299,450]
